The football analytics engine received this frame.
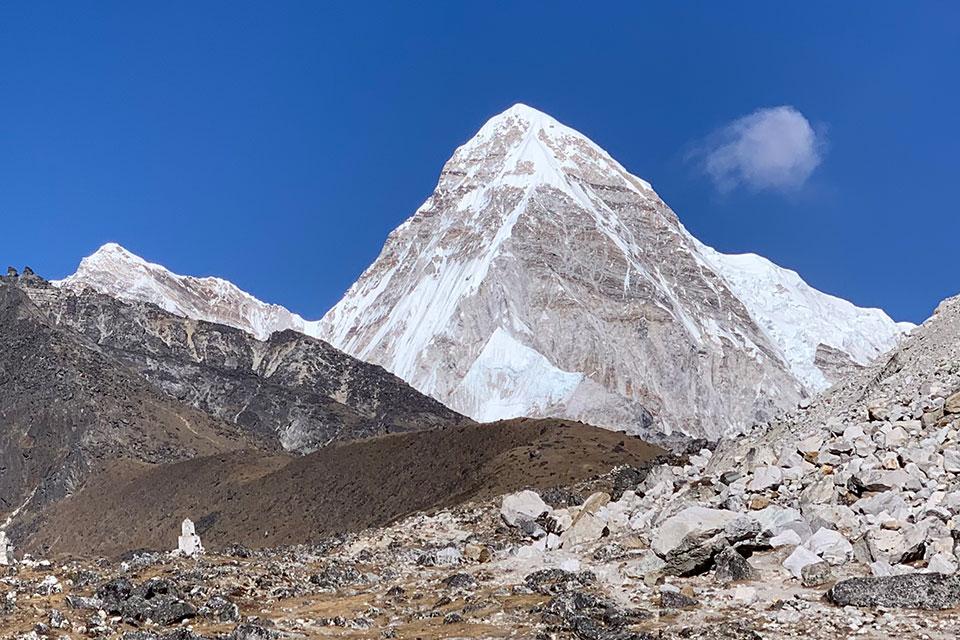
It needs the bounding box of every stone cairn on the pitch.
[174,518,204,557]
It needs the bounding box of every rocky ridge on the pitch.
[0,272,251,527]
[52,108,911,443]
[19,277,467,454]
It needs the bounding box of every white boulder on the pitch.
[783,545,821,579]
[747,466,783,492]
[500,490,549,527]
[805,527,853,565]
[651,507,739,557]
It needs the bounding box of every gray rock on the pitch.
[523,568,595,595]
[500,490,549,527]
[651,507,738,558]
[801,561,832,587]
[229,624,279,640]
[827,573,960,609]
[660,590,698,609]
[199,595,240,623]
[713,547,757,584]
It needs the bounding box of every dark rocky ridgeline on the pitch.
[0,278,252,531]
[21,280,470,453]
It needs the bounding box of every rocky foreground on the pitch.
[2,476,959,640]
[3,297,959,640]
[8,298,959,639]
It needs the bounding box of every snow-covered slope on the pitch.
[56,106,912,440]
[694,244,913,391]
[319,104,911,439]
[54,243,322,341]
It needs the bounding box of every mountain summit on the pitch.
[56,242,321,340]
[55,106,911,440]
[318,104,911,439]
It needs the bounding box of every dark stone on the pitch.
[162,631,208,640]
[200,595,240,622]
[442,572,477,589]
[309,563,362,590]
[539,487,585,508]
[541,591,653,640]
[124,594,197,625]
[827,573,960,609]
[524,568,596,595]
[660,590,698,609]
[443,612,463,624]
[713,547,757,584]
[95,577,134,613]
[121,632,160,640]
[228,624,279,640]
[801,561,832,587]
[664,622,762,639]
[610,466,645,500]
[719,471,742,485]
[131,577,181,601]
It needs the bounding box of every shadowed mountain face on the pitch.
[23,418,664,558]
[1,270,467,541]
[0,279,251,523]
[20,279,470,454]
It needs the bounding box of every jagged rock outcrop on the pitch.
[0,279,249,527]
[21,281,468,453]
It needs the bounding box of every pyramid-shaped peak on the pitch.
[476,103,577,141]
[87,242,145,262]
[491,103,559,124]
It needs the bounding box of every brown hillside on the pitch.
[26,418,662,557]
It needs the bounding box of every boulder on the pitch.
[803,504,859,537]
[713,547,757,584]
[622,551,668,586]
[927,553,959,574]
[783,545,820,579]
[747,466,782,492]
[943,449,960,473]
[651,507,739,558]
[769,530,802,548]
[753,506,812,541]
[849,469,913,493]
[501,490,549,528]
[827,573,960,609]
[559,512,607,549]
[944,391,960,415]
[866,529,905,563]
[805,528,853,565]
[801,561,832,587]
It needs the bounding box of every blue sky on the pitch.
[1,3,957,323]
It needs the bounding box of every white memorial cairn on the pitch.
[0,530,12,565]
[173,518,204,557]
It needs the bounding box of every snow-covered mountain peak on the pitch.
[446,104,654,200]
[56,243,322,341]
[320,105,912,440]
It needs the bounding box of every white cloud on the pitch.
[696,106,825,192]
